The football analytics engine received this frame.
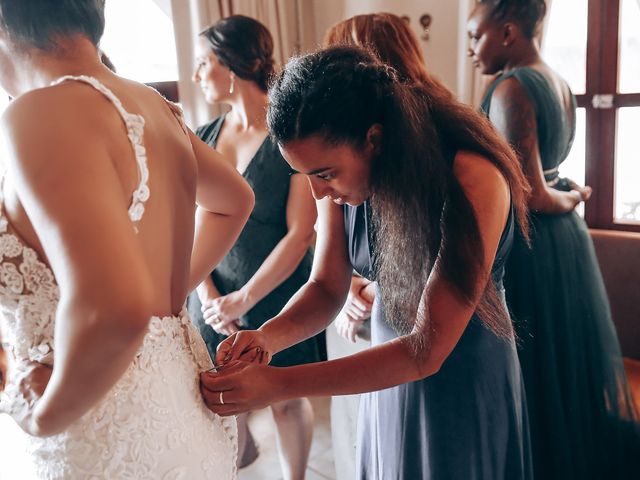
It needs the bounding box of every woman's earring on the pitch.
[229,72,235,94]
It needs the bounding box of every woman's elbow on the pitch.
[527,189,554,213]
[287,229,315,253]
[109,297,154,336]
[238,182,255,220]
[73,288,154,339]
[416,358,443,379]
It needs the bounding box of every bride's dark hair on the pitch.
[268,45,530,343]
[0,0,105,51]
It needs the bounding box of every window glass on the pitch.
[0,89,9,116]
[101,0,178,82]
[614,107,640,223]
[618,0,640,93]
[541,0,588,95]
[562,108,587,217]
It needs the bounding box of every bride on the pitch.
[0,1,253,478]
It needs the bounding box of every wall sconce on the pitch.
[419,13,432,41]
[400,13,433,42]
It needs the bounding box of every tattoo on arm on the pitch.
[491,79,539,168]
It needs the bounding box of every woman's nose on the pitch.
[192,67,200,83]
[308,178,331,201]
[467,48,474,58]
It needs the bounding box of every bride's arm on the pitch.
[187,130,254,291]
[1,88,160,437]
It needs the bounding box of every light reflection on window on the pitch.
[100,0,178,82]
[618,0,640,93]
[541,0,588,95]
[0,90,9,113]
[615,108,640,223]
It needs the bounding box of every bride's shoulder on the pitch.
[4,82,109,130]
[0,86,117,185]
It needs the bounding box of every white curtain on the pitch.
[170,0,316,128]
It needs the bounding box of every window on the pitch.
[542,0,640,231]
[101,0,179,101]
[0,90,9,117]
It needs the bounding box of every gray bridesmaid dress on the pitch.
[188,115,322,367]
[347,191,532,479]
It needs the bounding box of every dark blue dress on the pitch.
[348,188,532,478]
[481,67,639,479]
[188,115,322,367]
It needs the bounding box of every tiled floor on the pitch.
[239,396,336,480]
[0,397,336,480]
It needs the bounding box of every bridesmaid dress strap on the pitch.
[50,75,150,231]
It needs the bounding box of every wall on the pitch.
[311,0,470,96]
[310,0,345,48]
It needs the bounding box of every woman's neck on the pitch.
[225,83,268,131]
[502,40,543,72]
[8,36,107,97]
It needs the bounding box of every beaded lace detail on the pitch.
[0,76,237,479]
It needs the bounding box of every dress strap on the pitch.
[50,75,150,230]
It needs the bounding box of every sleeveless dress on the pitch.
[187,115,322,367]
[0,76,237,479]
[481,67,639,479]
[349,175,533,478]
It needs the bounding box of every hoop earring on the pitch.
[229,72,235,94]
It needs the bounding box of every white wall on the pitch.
[310,0,345,49]
[311,0,471,97]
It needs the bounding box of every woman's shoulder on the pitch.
[452,151,510,201]
[1,83,112,156]
[493,67,561,103]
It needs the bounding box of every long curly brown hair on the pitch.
[268,42,529,344]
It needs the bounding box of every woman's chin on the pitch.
[345,196,367,207]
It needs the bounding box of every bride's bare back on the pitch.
[0,50,253,439]
[2,72,249,316]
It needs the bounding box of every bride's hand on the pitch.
[215,330,271,367]
[200,362,283,416]
[0,361,53,436]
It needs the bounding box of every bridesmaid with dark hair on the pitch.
[468,1,639,478]
[201,43,534,479]
[189,15,320,477]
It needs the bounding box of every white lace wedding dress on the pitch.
[0,76,237,479]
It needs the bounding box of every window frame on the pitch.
[147,81,179,103]
[584,0,640,232]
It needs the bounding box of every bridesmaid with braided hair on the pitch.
[201,44,534,479]
[468,1,639,478]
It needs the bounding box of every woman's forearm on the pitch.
[196,276,221,303]
[32,298,150,437]
[260,277,350,354]
[189,207,248,291]
[242,230,313,308]
[276,336,426,399]
[530,187,581,214]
